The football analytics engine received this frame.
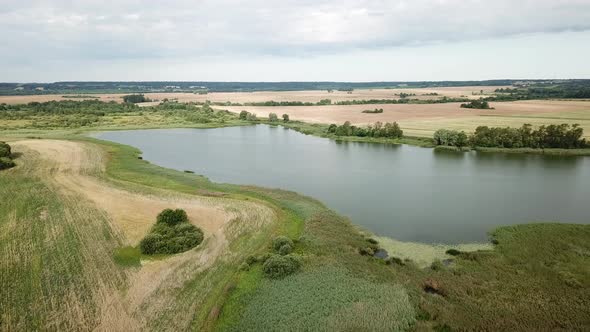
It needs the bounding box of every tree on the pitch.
[239,110,248,120]
[157,208,188,226]
[282,114,290,122]
[268,113,278,122]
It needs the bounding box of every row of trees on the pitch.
[239,111,290,123]
[327,121,403,139]
[434,124,587,149]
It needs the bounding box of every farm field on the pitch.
[0,86,505,105]
[223,100,590,138]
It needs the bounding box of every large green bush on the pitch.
[140,209,204,255]
[156,208,188,226]
[262,254,301,279]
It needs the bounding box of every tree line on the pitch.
[122,94,152,103]
[327,121,403,139]
[434,124,587,149]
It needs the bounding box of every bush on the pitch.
[0,157,15,170]
[278,244,293,255]
[272,236,294,252]
[387,256,405,266]
[123,94,151,103]
[446,249,462,256]
[282,114,290,122]
[268,113,278,122]
[139,233,163,255]
[156,208,188,226]
[262,255,301,279]
[239,110,248,120]
[431,260,444,271]
[0,142,11,158]
[140,208,204,255]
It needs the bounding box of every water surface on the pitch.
[95,125,590,243]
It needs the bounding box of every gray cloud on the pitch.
[2,0,590,62]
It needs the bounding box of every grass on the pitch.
[113,246,141,267]
[418,223,590,331]
[223,267,415,331]
[0,145,127,330]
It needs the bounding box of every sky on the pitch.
[2,0,590,82]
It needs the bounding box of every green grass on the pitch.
[223,267,415,332]
[113,246,141,267]
[418,223,590,331]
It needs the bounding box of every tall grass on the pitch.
[226,267,415,331]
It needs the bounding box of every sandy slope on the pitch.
[12,139,275,330]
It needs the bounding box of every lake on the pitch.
[94,125,590,243]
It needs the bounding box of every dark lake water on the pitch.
[95,125,590,244]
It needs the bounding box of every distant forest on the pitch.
[2,79,590,96]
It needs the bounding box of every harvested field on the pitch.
[1,139,276,330]
[0,86,505,105]
[222,100,590,138]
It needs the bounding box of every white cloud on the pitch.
[1,0,590,80]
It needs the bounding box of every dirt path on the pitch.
[12,139,276,330]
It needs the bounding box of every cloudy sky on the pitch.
[2,0,590,82]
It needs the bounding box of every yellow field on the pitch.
[222,100,590,138]
[0,86,504,105]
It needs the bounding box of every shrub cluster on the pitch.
[139,208,204,255]
[460,99,492,109]
[268,113,278,122]
[328,121,403,138]
[433,129,468,147]
[0,142,15,170]
[122,94,151,103]
[433,123,587,149]
[239,110,258,121]
[262,254,302,279]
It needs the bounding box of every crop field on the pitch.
[223,100,590,138]
[0,86,505,105]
